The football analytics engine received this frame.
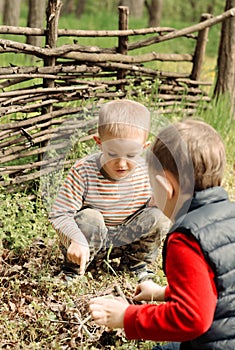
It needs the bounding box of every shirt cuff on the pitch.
[164,284,171,301]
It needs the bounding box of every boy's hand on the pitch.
[67,240,90,275]
[133,280,166,302]
[89,296,129,329]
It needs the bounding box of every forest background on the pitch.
[0,0,235,349]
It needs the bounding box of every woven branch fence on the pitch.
[0,0,234,190]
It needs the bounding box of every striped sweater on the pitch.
[49,152,151,246]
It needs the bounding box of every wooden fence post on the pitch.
[40,0,62,160]
[44,0,62,90]
[117,6,129,92]
[190,13,213,81]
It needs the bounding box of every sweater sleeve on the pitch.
[49,165,88,246]
[124,232,217,342]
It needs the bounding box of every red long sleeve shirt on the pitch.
[124,232,218,342]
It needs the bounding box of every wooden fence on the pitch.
[0,0,234,189]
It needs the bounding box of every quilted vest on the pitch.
[163,187,235,350]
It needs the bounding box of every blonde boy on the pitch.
[50,99,168,280]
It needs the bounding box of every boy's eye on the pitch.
[107,153,137,158]
[108,152,117,158]
[106,152,140,159]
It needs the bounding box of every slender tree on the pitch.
[206,0,217,14]
[0,0,4,15]
[27,0,47,47]
[61,0,74,14]
[145,0,163,27]
[119,0,145,18]
[214,0,235,114]
[3,0,21,26]
[75,0,86,18]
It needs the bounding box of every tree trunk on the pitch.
[61,0,74,14]
[214,0,235,114]
[189,0,197,21]
[119,0,144,18]
[26,0,46,47]
[0,0,4,15]
[75,0,86,18]
[206,0,217,14]
[3,0,21,26]
[145,0,163,27]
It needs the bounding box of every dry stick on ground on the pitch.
[73,314,94,339]
[49,316,94,339]
[49,284,132,340]
[114,283,134,304]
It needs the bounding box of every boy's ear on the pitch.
[143,140,151,149]
[155,174,174,199]
[93,135,102,146]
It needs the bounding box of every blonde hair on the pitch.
[147,119,226,191]
[98,99,150,141]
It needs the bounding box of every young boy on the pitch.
[49,99,168,281]
[89,119,235,350]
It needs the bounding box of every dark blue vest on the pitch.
[163,187,235,350]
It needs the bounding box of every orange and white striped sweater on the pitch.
[49,152,151,246]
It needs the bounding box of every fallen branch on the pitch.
[114,284,133,304]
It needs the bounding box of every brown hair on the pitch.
[98,99,150,141]
[147,119,226,191]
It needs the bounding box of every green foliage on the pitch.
[197,94,235,164]
[0,190,54,251]
[161,0,224,22]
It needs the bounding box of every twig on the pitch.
[73,313,94,338]
[50,319,82,326]
[114,283,134,304]
[50,315,94,339]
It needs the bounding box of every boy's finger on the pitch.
[90,296,112,304]
[133,293,142,301]
[79,248,90,274]
[89,303,101,312]
[79,256,87,275]
[90,297,102,305]
[134,285,141,296]
[86,249,90,263]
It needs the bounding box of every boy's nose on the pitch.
[116,158,127,168]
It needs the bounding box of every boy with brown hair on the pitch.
[89,119,235,350]
[49,99,168,281]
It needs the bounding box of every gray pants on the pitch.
[62,206,169,271]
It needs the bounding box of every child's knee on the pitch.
[74,208,107,237]
[75,208,104,225]
[142,207,170,231]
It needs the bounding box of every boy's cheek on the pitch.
[150,179,168,210]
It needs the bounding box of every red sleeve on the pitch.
[124,232,218,342]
